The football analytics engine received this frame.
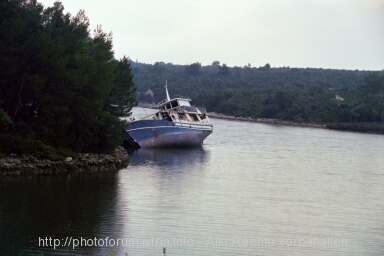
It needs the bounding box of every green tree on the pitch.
[0,1,136,155]
[218,64,230,76]
[104,56,137,117]
[381,110,384,123]
[0,108,13,132]
[185,62,201,76]
[360,72,384,94]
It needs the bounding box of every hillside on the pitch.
[131,61,384,124]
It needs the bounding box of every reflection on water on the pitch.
[0,172,120,256]
[127,146,208,168]
[115,146,212,256]
[1,112,384,256]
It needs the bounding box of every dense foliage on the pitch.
[132,61,384,123]
[0,0,136,157]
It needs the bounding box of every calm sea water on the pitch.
[1,108,384,256]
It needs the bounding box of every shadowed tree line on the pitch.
[132,61,384,124]
[0,0,136,158]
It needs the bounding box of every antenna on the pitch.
[165,80,171,101]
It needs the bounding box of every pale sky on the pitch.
[38,0,384,70]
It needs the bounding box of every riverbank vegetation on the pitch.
[132,62,384,131]
[0,1,136,159]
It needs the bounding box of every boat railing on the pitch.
[158,99,168,105]
[175,121,213,129]
[176,117,212,126]
[138,113,156,120]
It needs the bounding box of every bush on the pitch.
[0,135,75,160]
[0,109,13,132]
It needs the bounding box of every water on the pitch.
[1,108,384,255]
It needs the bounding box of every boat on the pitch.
[123,81,213,147]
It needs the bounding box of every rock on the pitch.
[0,147,129,177]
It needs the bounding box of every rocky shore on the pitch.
[0,146,129,178]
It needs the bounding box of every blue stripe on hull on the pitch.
[124,120,212,147]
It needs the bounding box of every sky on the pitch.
[38,0,384,70]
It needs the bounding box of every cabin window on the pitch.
[184,113,193,122]
[191,115,199,121]
[165,100,178,110]
[178,100,191,107]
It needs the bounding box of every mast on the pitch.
[165,80,171,101]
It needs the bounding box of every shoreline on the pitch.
[209,112,384,135]
[0,146,129,178]
[208,112,326,129]
[136,104,384,134]
[136,103,325,129]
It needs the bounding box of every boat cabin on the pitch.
[155,96,208,124]
[144,82,211,125]
[159,97,191,111]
